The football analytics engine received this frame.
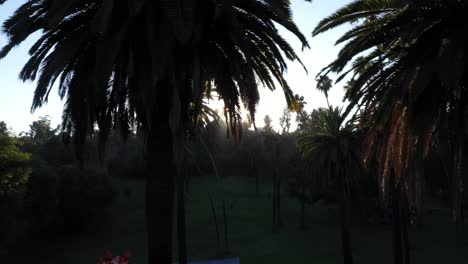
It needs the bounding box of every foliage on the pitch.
[0,132,31,197]
[27,164,114,233]
[263,115,275,134]
[34,135,75,167]
[297,107,360,263]
[22,116,56,143]
[0,1,309,259]
[0,0,308,157]
[0,122,31,249]
[0,121,7,135]
[313,0,468,196]
[280,108,292,134]
[295,106,362,203]
[316,75,333,107]
[298,107,360,183]
[293,94,322,134]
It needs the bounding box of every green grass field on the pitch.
[8,176,468,263]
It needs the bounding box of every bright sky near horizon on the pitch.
[0,0,353,134]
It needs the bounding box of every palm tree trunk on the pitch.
[458,136,464,243]
[451,102,465,245]
[391,173,403,264]
[338,170,353,264]
[453,136,464,245]
[145,119,175,264]
[402,190,411,264]
[414,155,424,230]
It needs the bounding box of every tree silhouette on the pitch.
[263,115,275,134]
[0,1,308,262]
[314,0,468,250]
[298,107,359,264]
[316,75,332,108]
[280,108,292,134]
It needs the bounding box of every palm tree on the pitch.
[316,75,332,107]
[298,107,359,264]
[0,1,308,263]
[313,0,468,247]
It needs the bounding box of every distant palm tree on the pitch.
[298,107,359,264]
[0,1,308,263]
[316,75,332,108]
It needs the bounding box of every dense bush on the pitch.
[27,164,114,234]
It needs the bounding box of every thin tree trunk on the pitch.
[177,167,187,264]
[145,118,176,264]
[461,205,465,238]
[255,173,259,197]
[209,194,221,254]
[199,135,219,178]
[338,170,353,264]
[185,171,190,194]
[272,172,277,233]
[300,198,306,230]
[277,175,283,227]
[223,200,230,255]
[251,155,259,197]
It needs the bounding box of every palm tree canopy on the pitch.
[298,107,360,187]
[0,0,309,157]
[316,75,332,97]
[313,0,468,190]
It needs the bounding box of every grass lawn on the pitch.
[7,176,468,263]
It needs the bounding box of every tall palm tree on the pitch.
[313,0,468,247]
[298,107,359,264]
[316,75,332,107]
[0,0,308,263]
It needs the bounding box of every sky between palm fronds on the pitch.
[0,0,353,134]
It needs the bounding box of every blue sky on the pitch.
[0,0,352,134]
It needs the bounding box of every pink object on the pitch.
[97,251,130,264]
